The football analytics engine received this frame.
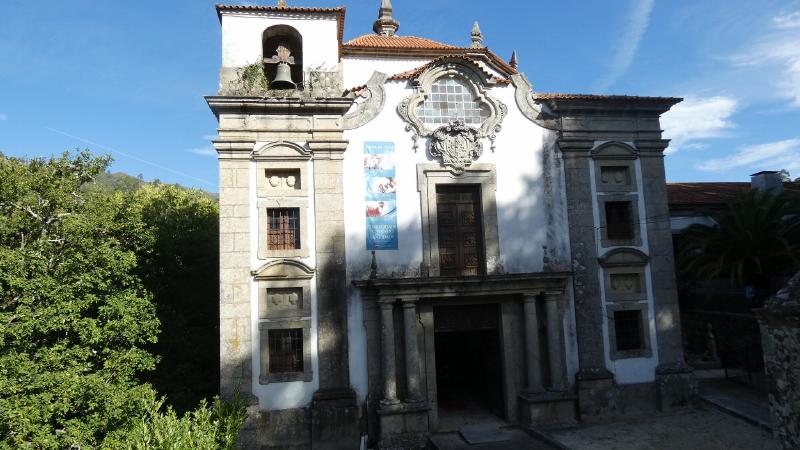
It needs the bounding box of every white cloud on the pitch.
[0,113,7,121]
[773,12,800,29]
[186,147,217,157]
[201,134,216,141]
[661,96,738,154]
[595,0,656,92]
[731,12,800,106]
[695,138,800,173]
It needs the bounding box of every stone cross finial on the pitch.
[471,21,484,48]
[277,0,287,6]
[510,50,518,69]
[373,0,400,36]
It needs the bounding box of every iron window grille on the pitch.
[267,208,300,250]
[268,328,304,373]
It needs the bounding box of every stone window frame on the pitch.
[397,59,507,152]
[259,319,313,384]
[417,163,500,277]
[253,259,314,384]
[598,193,642,248]
[606,302,653,360]
[258,198,309,259]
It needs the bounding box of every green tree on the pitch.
[127,184,220,413]
[0,152,159,448]
[677,189,800,292]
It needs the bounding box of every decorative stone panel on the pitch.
[595,163,637,193]
[397,59,507,159]
[258,284,311,319]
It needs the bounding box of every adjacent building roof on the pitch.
[344,34,458,50]
[667,182,800,210]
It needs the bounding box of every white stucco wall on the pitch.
[341,58,577,400]
[220,12,340,70]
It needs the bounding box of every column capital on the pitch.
[377,297,396,307]
[522,292,540,303]
[399,297,420,306]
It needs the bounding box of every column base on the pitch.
[519,391,577,427]
[378,402,430,449]
[655,363,697,411]
[576,368,618,420]
[311,388,361,450]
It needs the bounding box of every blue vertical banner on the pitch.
[364,142,398,250]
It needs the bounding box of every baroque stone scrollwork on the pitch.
[396,59,506,171]
[342,71,388,130]
[430,120,482,174]
[510,73,560,130]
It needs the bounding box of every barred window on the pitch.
[605,201,634,240]
[416,78,489,126]
[268,328,304,373]
[267,208,300,250]
[614,310,643,351]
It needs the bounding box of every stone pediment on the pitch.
[591,141,638,160]
[598,248,649,268]
[252,259,315,280]
[253,141,311,161]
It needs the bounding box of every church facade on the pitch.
[206,2,695,448]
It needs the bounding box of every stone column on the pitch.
[522,294,544,393]
[545,293,566,391]
[402,299,424,404]
[379,299,399,405]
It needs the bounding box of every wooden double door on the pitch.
[436,185,484,276]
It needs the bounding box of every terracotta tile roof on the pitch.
[343,35,517,76]
[215,4,346,51]
[344,34,458,50]
[535,93,682,103]
[667,182,751,207]
[387,55,511,84]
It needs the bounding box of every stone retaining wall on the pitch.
[755,272,800,449]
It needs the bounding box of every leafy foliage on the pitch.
[677,188,800,290]
[128,184,220,413]
[0,151,159,448]
[102,392,246,450]
[0,152,237,448]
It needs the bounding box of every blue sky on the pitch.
[1,0,799,191]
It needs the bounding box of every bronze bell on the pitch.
[271,62,296,89]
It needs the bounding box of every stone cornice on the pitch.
[539,96,681,116]
[308,140,349,160]
[353,272,571,298]
[205,96,353,118]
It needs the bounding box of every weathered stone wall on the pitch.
[756,272,800,450]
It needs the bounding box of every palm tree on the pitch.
[677,189,800,294]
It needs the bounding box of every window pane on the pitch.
[267,208,300,250]
[415,78,488,127]
[614,310,643,351]
[268,328,303,373]
[605,201,634,240]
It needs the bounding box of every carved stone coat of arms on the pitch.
[430,120,483,174]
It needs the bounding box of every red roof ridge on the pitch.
[387,55,511,84]
[344,34,459,49]
[215,4,345,14]
[535,93,682,102]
